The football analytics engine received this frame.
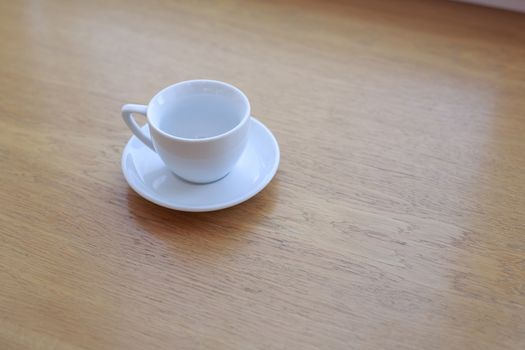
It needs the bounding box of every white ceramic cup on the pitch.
[122,80,251,183]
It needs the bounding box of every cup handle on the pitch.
[121,104,155,152]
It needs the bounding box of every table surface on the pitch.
[1,0,524,349]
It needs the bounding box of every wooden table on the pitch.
[1,0,524,349]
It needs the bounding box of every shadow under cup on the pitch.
[147,80,251,184]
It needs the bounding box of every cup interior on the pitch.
[148,80,250,140]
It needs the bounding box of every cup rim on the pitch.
[146,80,251,143]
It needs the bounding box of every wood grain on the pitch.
[1,0,524,349]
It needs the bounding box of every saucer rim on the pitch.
[121,117,280,212]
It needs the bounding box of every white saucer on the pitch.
[122,117,280,212]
